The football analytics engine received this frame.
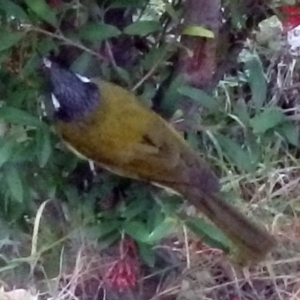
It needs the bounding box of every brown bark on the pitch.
[177,0,272,91]
[177,0,221,88]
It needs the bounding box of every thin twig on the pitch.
[25,26,104,60]
[105,41,117,68]
[132,51,166,92]
[183,225,191,269]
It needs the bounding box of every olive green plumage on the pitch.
[43,59,276,263]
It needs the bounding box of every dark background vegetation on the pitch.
[0,0,299,299]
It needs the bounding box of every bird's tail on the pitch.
[179,187,276,263]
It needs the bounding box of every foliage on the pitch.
[0,1,298,293]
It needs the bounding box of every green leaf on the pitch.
[12,140,35,163]
[163,0,179,23]
[155,194,182,215]
[138,243,155,267]
[206,131,224,165]
[71,52,93,74]
[84,222,119,239]
[98,232,120,250]
[250,108,285,134]
[0,107,43,127]
[233,98,250,125]
[124,221,149,243]
[0,29,24,52]
[36,128,52,167]
[228,0,246,29]
[0,0,28,20]
[178,85,219,112]
[64,185,81,205]
[185,217,231,252]
[21,53,43,77]
[0,139,15,167]
[182,26,214,38]
[33,172,57,200]
[142,45,168,71]
[124,21,162,36]
[147,218,176,243]
[276,122,299,147]
[79,23,121,42]
[245,131,261,165]
[123,197,149,220]
[158,75,185,118]
[5,165,23,203]
[215,133,257,172]
[24,0,57,26]
[37,37,58,54]
[115,66,132,86]
[245,56,266,111]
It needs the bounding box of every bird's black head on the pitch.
[42,57,100,122]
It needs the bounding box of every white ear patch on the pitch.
[75,73,91,83]
[43,57,52,68]
[51,93,61,110]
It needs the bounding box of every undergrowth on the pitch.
[0,1,300,300]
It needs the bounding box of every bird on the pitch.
[41,57,276,263]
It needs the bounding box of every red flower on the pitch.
[106,256,138,291]
[105,237,139,291]
[281,5,300,31]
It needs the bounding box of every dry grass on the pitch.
[0,169,300,299]
[1,186,298,300]
[35,154,300,300]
